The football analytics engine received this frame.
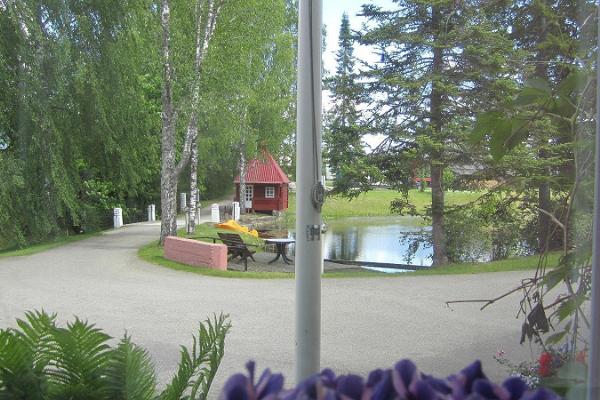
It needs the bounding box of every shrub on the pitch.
[0,310,230,400]
[220,359,561,400]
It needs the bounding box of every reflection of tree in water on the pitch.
[399,231,432,264]
[330,227,359,260]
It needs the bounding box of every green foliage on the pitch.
[105,336,157,400]
[196,0,296,194]
[159,314,230,400]
[470,70,594,161]
[324,13,373,197]
[0,0,161,248]
[444,191,538,262]
[467,0,597,370]
[0,311,230,400]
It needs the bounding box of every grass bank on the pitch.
[138,241,289,279]
[182,223,264,247]
[138,239,559,279]
[0,232,101,257]
[286,189,483,220]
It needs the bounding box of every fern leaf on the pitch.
[159,313,231,400]
[105,335,157,400]
[46,318,112,400]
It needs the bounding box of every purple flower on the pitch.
[336,374,364,400]
[392,359,420,398]
[220,361,284,400]
[421,374,452,396]
[521,388,562,400]
[219,359,560,400]
[502,377,529,400]
[219,373,252,400]
[371,370,395,400]
[472,378,511,399]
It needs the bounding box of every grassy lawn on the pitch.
[181,223,265,248]
[412,251,560,276]
[138,239,559,279]
[0,232,101,257]
[138,241,290,279]
[287,189,484,220]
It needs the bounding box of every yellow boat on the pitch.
[215,220,259,237]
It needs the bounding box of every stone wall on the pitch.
[164,237,227,270]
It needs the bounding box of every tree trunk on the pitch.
[159,0,222,243]
[431,164,448,266]
[538,175,551,252]
[239,146,247,215]
[159,0,178,243]
[534,1,552,253]
[188,135,199,234]
[429,4,448,266]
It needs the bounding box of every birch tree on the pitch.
[159,0,222,242]
[197,0,295,216]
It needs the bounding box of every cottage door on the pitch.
[244,185,254,209]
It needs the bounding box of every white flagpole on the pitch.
[295,0,323,383]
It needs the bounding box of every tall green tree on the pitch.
[358,1,516,265]
[324,13,377,197]
[0,0,160,248]
[195,0,296,214]
[468,0,596,254]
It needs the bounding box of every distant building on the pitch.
[234,151,290,214]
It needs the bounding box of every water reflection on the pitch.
[322,217,432,266]
[286,216,433,267]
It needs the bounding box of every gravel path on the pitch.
[0,219,536,396]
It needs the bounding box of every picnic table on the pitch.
[265,238,295,265]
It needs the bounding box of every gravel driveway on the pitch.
[0,221,535,397]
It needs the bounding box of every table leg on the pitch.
[281,244,293,264]
[268,247,281,264]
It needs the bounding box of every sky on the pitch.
[322,0,395,77]
[321,1,396,149]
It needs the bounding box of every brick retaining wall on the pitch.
[164,237,227,270]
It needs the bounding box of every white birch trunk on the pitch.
[159,0,178,242]
[160,0,223,242]
[188,135,199,233]
[239,146,247,215]
[185,0,223,232]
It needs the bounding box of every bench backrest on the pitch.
[217,232,247,248]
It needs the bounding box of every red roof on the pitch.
[234,151,290,184]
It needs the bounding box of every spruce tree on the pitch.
[358,1,517,265]
[324,13,376,196]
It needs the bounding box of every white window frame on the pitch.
[265,186,275,198]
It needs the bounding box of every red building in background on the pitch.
[234,151,290,213]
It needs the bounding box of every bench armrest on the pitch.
[195,236,219,244]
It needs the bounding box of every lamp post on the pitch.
[295,0,323,383]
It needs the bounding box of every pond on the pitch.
[286,216,436,268]
[321,216,433,267]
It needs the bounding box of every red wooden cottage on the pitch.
[234,151,290,213]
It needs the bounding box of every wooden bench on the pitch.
[217,232,259,272]
[164,237,227,270]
